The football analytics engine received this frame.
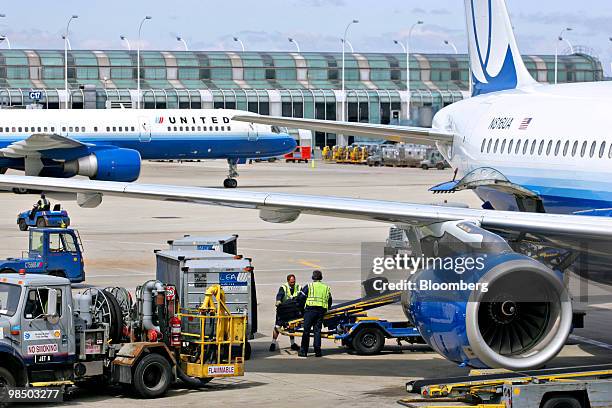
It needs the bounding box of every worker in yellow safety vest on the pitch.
[270,274,301,351]
[297,270,332,357]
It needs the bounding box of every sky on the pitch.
[1,0,611,73]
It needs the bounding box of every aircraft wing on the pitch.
[0,175,611,240]
[232,115,454,146]
[0,134,85,158]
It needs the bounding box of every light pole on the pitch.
[120,35,131,51]
[64,14,78,109]
[177,36,188,51]
[406,20,423,120]
[288,37,300,53]
[340,19,358,146]
[555,27,572,84]
[233,37,245,52]
[137,15,152,109]
[443,39,458,54]
[0,14,8,49]
[0,35,10,49]
[341,38,354,53]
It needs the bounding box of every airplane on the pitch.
[1,0,611,371]
[0,108,297,188]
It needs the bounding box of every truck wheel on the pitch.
[542,397,582,408]
[133,354,172,399]
[0,269,16,275]
[421,164,429,170]
[245,341,252,361]
[352,327,385,355]
[436,162,445,170]
[0,367,16,387]
[18,219,28,231]
[36,218,46,228]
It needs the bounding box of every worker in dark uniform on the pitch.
[270,274,301,351]
[30,194,50,220]
[298,270,332,357]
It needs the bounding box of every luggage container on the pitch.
[167,234,238,254]
[155,250,257,340]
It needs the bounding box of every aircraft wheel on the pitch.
[223,178,238,188]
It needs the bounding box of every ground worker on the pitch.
[298,270,332,357]
[29,193,50,220]
[270,274,301,351]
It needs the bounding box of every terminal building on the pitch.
[0,50,603,147]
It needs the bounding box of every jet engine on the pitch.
[399,221,572,370]
[64,148,141,182]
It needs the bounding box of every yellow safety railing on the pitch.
[177,285,247,379]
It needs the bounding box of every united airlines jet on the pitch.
[2,0,612,371]
[0,108,296,188]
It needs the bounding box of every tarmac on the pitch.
[1,159,611,407]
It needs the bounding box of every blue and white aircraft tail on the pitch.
[465,0,537,96]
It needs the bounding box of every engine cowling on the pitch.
[404,251,572,369]
[64,148,141,182]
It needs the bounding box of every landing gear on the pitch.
[223,178,238,188]
[224,159,239,188]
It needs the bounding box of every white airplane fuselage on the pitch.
[433,81,612,215]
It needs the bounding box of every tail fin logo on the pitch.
[466,0,533,96]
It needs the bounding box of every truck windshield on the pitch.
[30,231,44,253]
[0,283,21,317]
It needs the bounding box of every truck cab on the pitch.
[0,274,75,387]
[0,228,85,283]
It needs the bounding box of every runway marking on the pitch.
[297,259,322,269]
[570,335,612,351]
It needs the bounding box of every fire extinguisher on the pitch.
[170,316,181,347]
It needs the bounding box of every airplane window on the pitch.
[530,140,537,155]
[589,141,596,158]
[197,126,202,131]
[221,126,226,131]
[546,140,552,155]
[507,139,514,154]
[580,141,587,157]
[215,126,219,131]
[24,127,28,132]
[81,127,85,132]
[70,127,75,132]
[4,127,7,132]
[179,126,183,131]
[167,126,171,131]
[515,139,522,154]
[94,127,98,132]
[0,128,3,133]
[554,141,561,156]
[37,127,41,132]
[572,141,578,156]
[112,127,116,132]
[600,142,606,158]
[538,140,544,155]
[563,141,569,156]
[51,127,55,132]
[204,126,208,132]
[487,139,492,153]
[18,127,22,132]
[190,126,195,131]
[227,126,231,131]
[43,127,48,132]
[609,144,612,159]
[131,126,135,131]
[106,127,110,132]
[481,139,486,153]
[500,139,506,154]
[11,127,15,132]
[173,126,177,131]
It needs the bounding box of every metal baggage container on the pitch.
[167,234,238,254]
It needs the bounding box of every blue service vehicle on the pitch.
[0,227,84,283]
[334,317,423,355]
[17,204,70,231]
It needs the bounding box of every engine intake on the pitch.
[405,253,572,370]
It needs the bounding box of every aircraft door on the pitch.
[247,123,258,141]
[138,117,152,142]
